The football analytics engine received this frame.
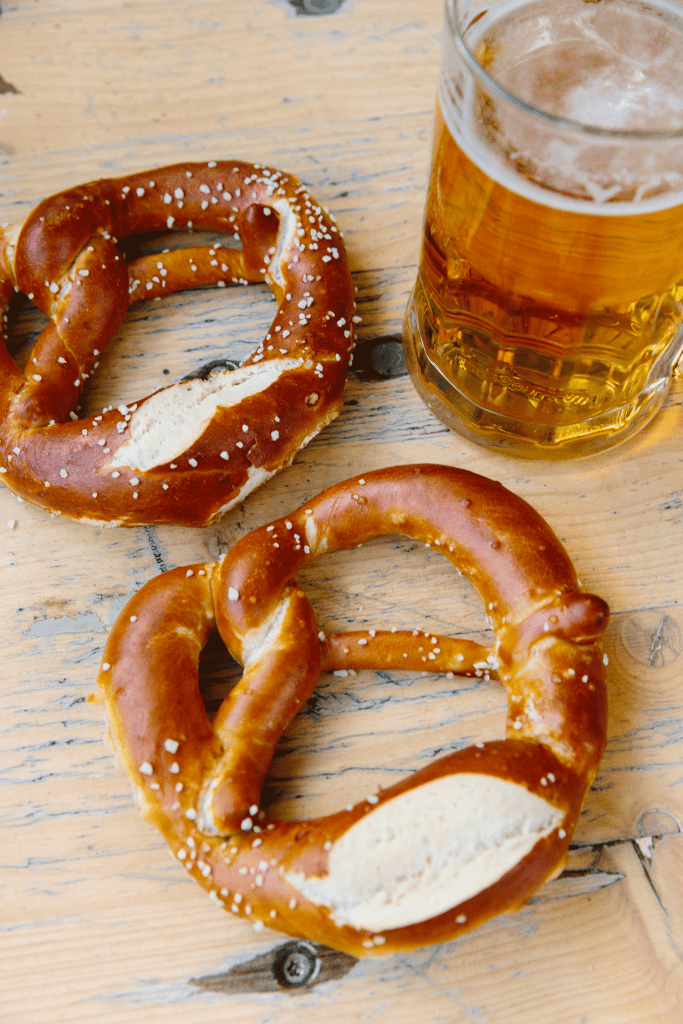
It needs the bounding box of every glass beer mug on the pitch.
[403,0,683,458]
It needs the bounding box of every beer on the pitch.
[404,0,683,457]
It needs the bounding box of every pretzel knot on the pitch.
[98,464,608,956]
[0,161,355,526]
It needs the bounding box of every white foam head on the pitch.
[442,0,683,213]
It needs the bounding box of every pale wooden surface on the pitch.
[2,1,683,1022]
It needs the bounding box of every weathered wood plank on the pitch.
[2,0,683,1021]
[0,0,441,158]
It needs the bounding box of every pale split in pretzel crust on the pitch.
[97,464,609,956]
[0,161,355,526]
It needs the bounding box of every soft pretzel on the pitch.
[98,464,609,956]
[0,161,354,526]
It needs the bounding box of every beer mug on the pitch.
[403,0,683,458]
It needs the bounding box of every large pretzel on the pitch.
[0,161,354,526]
[98,465,608,956]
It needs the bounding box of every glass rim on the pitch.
[446,0,683,142]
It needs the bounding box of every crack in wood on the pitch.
[648,612,682,666]
[0,73,19,95]
[288,0,347,14]
[180,357,240,381]
[189,939,357,994]
[143,525,168,574]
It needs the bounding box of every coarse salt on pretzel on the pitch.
[0,161,354,526]
[98,464,608,956]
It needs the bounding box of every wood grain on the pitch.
[2,1,683,1021]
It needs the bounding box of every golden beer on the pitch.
[404,0,683,457]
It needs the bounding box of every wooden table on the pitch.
[2,2,683,1021]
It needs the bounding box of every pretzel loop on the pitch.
[98,464,609,956]
[0,161,355,526]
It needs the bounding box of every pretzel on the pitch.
[0,161,354,526]
[98,464,609,956]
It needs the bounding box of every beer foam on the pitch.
[442,0,683,215]
[479,0,683,131]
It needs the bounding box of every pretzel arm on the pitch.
[98,565,223,834]
[320,631,495,675]
[11,234,129,428]
[127,245,263,302]
[198,585,321,835]
[0,226,34,412]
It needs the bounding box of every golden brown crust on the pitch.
[0,161,354,526]
[98,464,609,955]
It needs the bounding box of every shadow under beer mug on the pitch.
[403,0,683,459]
